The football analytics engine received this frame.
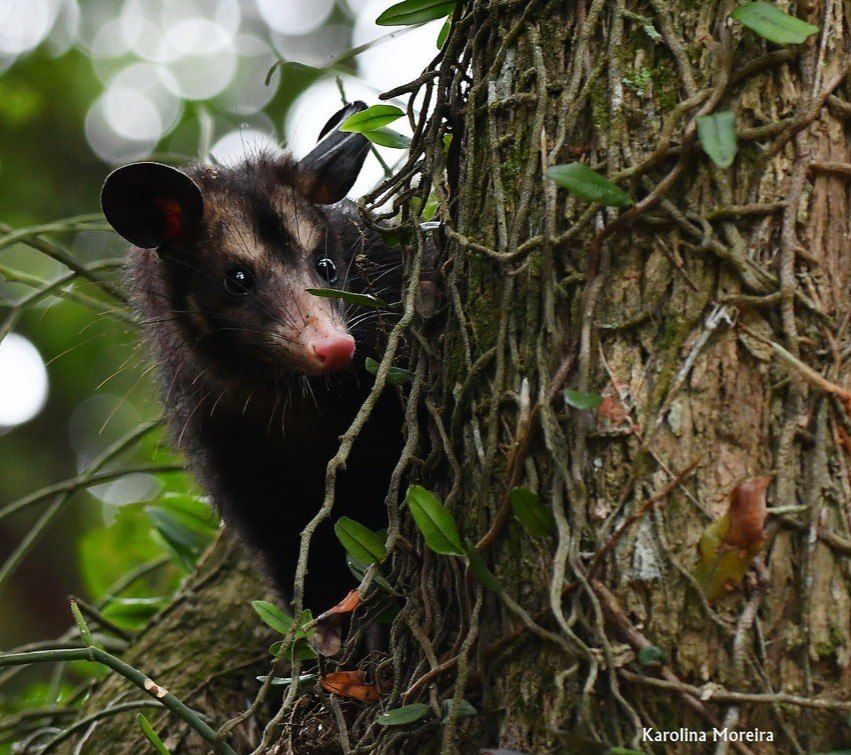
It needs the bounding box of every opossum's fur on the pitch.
[104,110,405,613]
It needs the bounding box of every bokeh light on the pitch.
[0,334,50,430]
[68,394,142,469]
[0,0,62,57]
[255,0,334,36]
[2,0,445,167]
[210,126,281,164]
[92,473,163,514]
[353,0,444,91]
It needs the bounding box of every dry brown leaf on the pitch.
[320,670,380,703]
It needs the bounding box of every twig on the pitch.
[618,669,851,712]
[0,648,237,755]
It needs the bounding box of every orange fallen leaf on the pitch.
[318,590,360,620]
[320,670,380,703]
[726,476,769,549]
[314,590,361,656]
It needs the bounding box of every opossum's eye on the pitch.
[316,257,338,284]
[224,267,255,296]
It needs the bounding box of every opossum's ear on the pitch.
[101,162,204,249]
[295,101,370,205]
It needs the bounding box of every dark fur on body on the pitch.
[115,138,405,614]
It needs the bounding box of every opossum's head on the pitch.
[102,103,377,379]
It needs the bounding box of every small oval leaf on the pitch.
[251,600,295,635]
[436,17,451,48]
[464,544,502,592]
[405,485,465,556]
[546,163,632,207]
[334,517,387,565]
[363,128,412,149]
[440,698,477,723]
[564,389,604,410]
[636,645,667,666]
[346,553,395,593]
[377,702,431,725]
[509,488,556,537]
[377,0,456,26]
[339,105,404,133]
[306,288,390,309]
[731,3,818,45]
[696,111,737,168]
[364,357,414,386]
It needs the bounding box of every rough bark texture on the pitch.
[55,1,851,753]
[58,533,275,754]
[369,0,851,752]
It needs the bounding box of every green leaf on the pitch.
[509,488,556,537]
[376,0,456,26]
[156,493,218,529]
[261,608,314,659]
[252,600,295,635]
[564,389,604,410]
[335,517,387,564]
[439,698,477,723]
[339,105,404,133]
[405,485,465,556]
[79,506,177,600]
[257,672,317,687]
[464,544,502,592]
[636,645,666,666]
[376,702,431,725]
[545,163,633,207]
[380,226,412,248]
[731,3,818,44]
[269,639,317,660]
[437,17,451,48]
[146,494,218,555]
[363,127,412,149]
[376,602,402,624]
[306,288,390,309]
[693,498,765,601]
[696,111,737,168]
[364,357,414,386]
[102,597,168,629]
[138,714,171,755]
[346,553,395,593]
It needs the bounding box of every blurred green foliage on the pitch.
[0,8,337,744]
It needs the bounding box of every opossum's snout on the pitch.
[307,331,355,372]
[294,312,355,373]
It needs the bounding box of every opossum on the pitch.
[101,102,404,614]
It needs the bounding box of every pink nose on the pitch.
[309,334,355,372]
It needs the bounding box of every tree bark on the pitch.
[371,0,851,752]
[58,533,275,754]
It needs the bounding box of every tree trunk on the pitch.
[371,0,851,752]
[60,1,851,753]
